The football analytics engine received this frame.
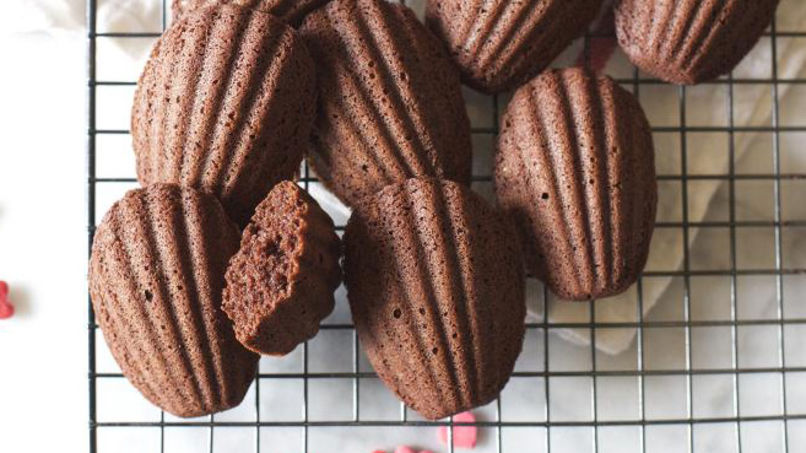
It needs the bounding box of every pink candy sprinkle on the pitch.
[438,411,478,449]
[0,281,14,320]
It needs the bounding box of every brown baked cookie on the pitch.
[344,178,525,420]
[172,0,331,27]
[89,184,259,418]
[495,68,657,301]
[615,0,779,85]
[222,181,341,356]
[425,0,603,94]
[299,0,472,208]
[132,4,316,226]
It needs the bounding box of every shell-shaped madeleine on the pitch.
[495,68,657,301]
[132,4,316,226]
[299,0,472,208]
[344,178,525,420]
[89,184,259,418]
[425,0,603,94]
[615,0,779,85]
[223,181,341,356]
[172,0,331,27]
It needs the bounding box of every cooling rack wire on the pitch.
[87,0,806,451]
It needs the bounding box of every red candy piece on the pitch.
[0,281,14,320]
[438,411,478,449]
[574,3,617,74]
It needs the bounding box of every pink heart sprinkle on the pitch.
[394,447,416,453]
[0,281,14,320]
[438,411,478,449]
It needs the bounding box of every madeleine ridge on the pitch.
[495,68,657,301]
[132,4,316,226]
[172,0,331,27]
[344,178,526,420]
[88,184,259,418]
[223,182,341,356]
[615,0,780,85]
[299,0,472,208]
[425,0,603,93]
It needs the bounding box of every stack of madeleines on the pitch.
[89,0,779,419]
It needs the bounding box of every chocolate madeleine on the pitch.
[425,0,602,93]
[495,68,657,300]
[299,0,472,208]
[89,184,258,418]
[615,0,779,85]
[172,0,331,27]
[132,4,316,225]
[344,178,525,420]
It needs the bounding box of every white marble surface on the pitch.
[0,15,89,453]
[1,0,805,452]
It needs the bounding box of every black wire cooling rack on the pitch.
[87,0,806,452]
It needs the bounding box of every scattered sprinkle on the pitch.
[438,411,478,449]
[0,281,14,320]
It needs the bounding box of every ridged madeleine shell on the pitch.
[132,4,316,226]
[172,0,331,27]
[223,181,341,356]
[495,68,657,301]
[425,0,603,93]
[299,0,472,208]
[615,0,780,85]
[89,184,259,418]
[344,178,525,420]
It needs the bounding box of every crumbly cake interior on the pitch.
[226,187,305,331]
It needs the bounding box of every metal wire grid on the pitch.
[87,0,806,451]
